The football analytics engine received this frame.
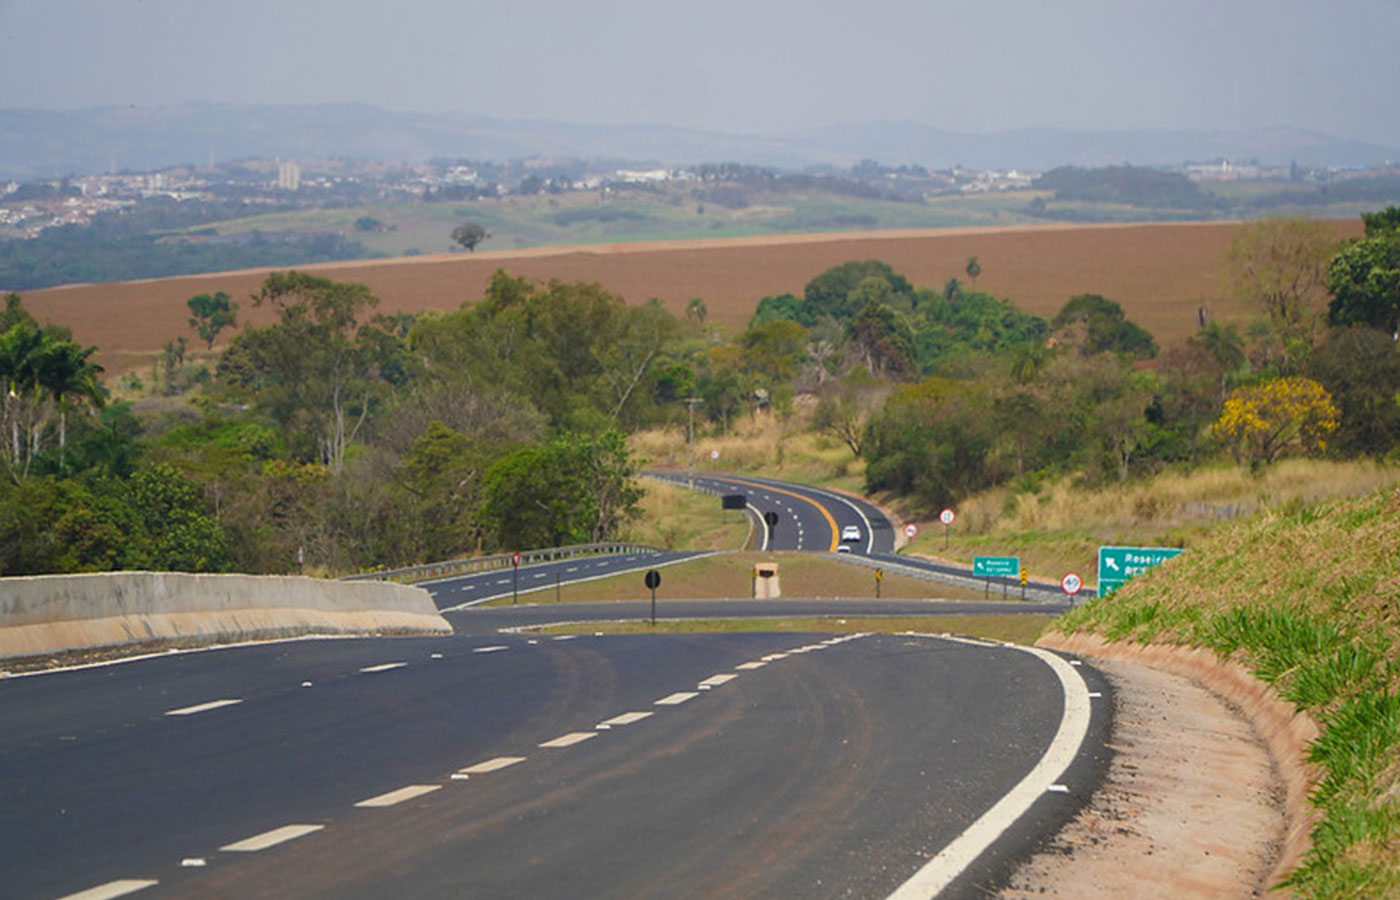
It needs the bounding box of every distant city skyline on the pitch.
[1,0,1397,149]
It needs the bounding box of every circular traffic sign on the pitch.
[903,523,918,539]
[512,551,521,568]
[1061,572,1083,595]
[710,449,720,461]
[644,570,662,590]
[939,508,956,526]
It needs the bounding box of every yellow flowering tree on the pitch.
[1213,376,1339,467]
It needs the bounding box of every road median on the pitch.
[0,571,450,668]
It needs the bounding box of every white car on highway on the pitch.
[840,525,862,542]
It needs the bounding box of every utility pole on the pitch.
[684,397,702,489]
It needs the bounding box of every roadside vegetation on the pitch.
[1054,486,1400,898]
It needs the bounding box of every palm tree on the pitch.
[37,338,105,472]
[0,322,46,475]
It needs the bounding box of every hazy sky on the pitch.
[2,0,1397,146]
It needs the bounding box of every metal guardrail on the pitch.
[340,542,665,585]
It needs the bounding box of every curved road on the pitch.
[1,625,1107,900]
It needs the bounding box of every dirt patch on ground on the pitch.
[998,635,1320,899]
[21,220,1361,373]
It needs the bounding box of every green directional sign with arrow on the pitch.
[973,556,1020,577]
[1097,545,1183,594]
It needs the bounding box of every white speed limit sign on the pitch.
[1061,572,1084,595]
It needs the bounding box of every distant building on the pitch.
[277,161,301,191]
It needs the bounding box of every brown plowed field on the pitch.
[21,220,1361,372]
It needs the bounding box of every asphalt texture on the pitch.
[1,628,1105,900]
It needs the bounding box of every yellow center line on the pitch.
[726,476,840,552]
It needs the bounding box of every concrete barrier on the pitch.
[0,572,451,664]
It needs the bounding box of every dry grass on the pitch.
[633,407,865,492]
[491,550,992,604]
[533,614,1056,645]
[621,477,751,550]
[897,459,1400,583]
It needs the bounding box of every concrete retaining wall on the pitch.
[0,572,451,663]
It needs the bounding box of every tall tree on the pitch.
[451,222,490,252]
[1326,206,1400,337]
[37,338,105,471]
[220,272,401,473]
[187,291,238,350]
[1226,217,1336,340]
[965,255,982,287]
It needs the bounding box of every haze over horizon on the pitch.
[1,0,1397,151]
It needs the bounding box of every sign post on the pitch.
[512,551,521,605]
[875,567,883,599]
[939,508,955,549]
[644,569,662,625]
[1097,546,1183,595]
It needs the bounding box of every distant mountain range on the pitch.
[1,102,1396,181]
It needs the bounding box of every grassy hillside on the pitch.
[1054,487,1400,898]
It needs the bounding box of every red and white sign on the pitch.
[512,551,521,569]
[1061,572,1083,595]
[710,450,720,461]
[904,523,918,539]
[939,508,956,526]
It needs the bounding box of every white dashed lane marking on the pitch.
[597,711,653,729]
[736,661,767,670]
[355,784,442,808]
[655,692,699,706]
[473,645,508,654]
[220,824,325,852]
[539,732,597,748]
[698,674,737,689]
[359,663,407,674]
[54,880,158,900]
[164,699,242,717]
[456,756,527,775]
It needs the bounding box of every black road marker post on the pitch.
[644,569,662,625]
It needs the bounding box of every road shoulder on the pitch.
[996,635,1319,899]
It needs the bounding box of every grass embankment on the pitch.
[1054,486,1400,898]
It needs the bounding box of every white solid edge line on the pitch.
[884,640,1092,900]
[220,823,325,853]
[354,784,442,808]
[164,698,243,716]
[53,880,159,900]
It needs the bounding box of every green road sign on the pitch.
[1097,545,1183,594]
[973,555,1020,577]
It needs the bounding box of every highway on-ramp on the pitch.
[2,622,1106,899]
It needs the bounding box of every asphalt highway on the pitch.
[1,626,1107,900]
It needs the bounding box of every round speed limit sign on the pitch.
[939,508,956,526]
[903,523,918,539]
[1061,572,1084,596]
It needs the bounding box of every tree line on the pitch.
[2,207,1397,575]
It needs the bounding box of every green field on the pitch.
[176,187,1207,257]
